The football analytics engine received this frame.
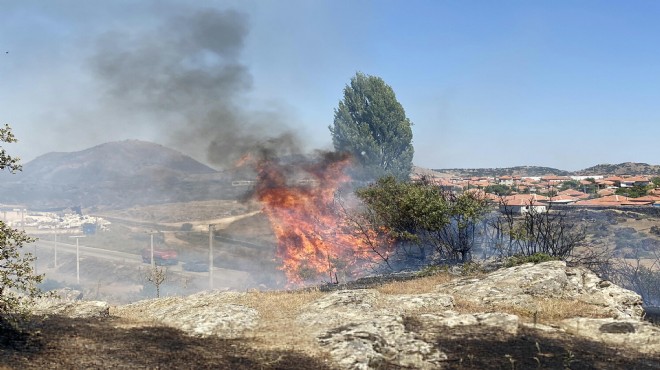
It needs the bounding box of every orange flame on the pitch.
[254,153,387,285]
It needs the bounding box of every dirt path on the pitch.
[160,210,263,231]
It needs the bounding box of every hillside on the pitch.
[13,140,216,184]
[431,162,660,178]
[431,165,570,178]
[6,261,659,369]
[0,140,249,209]
[574,162,660,176]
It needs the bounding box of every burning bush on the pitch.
[251,152,392,286]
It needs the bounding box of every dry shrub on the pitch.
[376,273,456,295]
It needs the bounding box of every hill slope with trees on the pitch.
[433,162,660,178]
[0,140,244,209]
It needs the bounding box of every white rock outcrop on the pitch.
[31,299,110,318]
[297,289,452,370]
[436,260,644,319]
[112,291,258,338]
[561,318,660,355]
[31,289,109,318]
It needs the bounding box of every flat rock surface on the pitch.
[436,261,644,319]
[112,291,258,338]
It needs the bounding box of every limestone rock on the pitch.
[437,261,644,319]
[413,311,519,342]
[298,289,451,369]
[383,293,454,312]
[31,299,110,318]
[561,318,660,355]
[317,315,447,370]
[114,291,257,338]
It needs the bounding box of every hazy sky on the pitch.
[1,0,659,171]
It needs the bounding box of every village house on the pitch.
[620,176,650,188]
[498,194,549,214]
[498,198,547,214]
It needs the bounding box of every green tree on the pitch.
[559,180,581,191]
[355,176,491,265]
[0,124,21,173]
[651,177,660,187]
[330,72,414,181]
[0,124,44,330]
[485,184,513,196]
[437,191,490,263]
[355,176,449,264]
[615,184,649,198]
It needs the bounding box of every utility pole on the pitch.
[150,233,155,268]
[70,235,85,284]
[54,233,58,267]
[209,224,214,289]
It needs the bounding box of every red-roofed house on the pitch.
[621,176,650,188]
[574,195,629,207]
[557,189,590,199]
[597,188,616,196]
[499,197,547,214]
[547,195,578,205]
[540,175,571,184]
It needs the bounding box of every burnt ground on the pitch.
[0,315,333,370]
[1,315,659,370]
[404,320,660,370]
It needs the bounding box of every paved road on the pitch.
[33,239,251,282]
[36,239,139,264]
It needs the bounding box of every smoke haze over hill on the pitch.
[88,8,301,169]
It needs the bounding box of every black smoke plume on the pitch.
[89,8,300,168]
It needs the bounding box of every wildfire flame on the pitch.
[252,152,387,285]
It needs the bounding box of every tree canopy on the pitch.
[355,176,490,265]
[0,124,22,173]
[0,124,43,330]
[330,72,414,181]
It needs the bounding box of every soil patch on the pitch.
[0,315,332,370]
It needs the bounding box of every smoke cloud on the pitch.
[89,8,300,168]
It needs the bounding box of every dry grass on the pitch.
[375,272,456,295]
[238,289,324,321]
[235,289,326,355]
[530,298,611,322]
[453,296,611,324]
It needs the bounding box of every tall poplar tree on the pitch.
[330,72,414,181]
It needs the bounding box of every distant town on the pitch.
[1,208,110,234]
[413,172,660,213]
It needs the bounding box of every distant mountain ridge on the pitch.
[14,140,216,184]
[573,162,660,176]
[431,166,571,178]
[432,162,660,178]
[0,140,248,209]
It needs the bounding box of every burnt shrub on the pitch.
[640,238,660,252]
[650,225,660,236]
[614,227,637,238]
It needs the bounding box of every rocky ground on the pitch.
[2,261,660,369]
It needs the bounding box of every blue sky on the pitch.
[1,0,659,171]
